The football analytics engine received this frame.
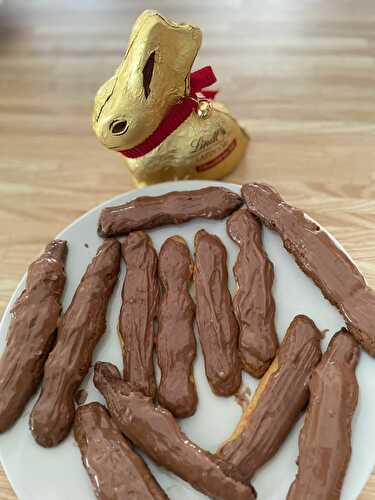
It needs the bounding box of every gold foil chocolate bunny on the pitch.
[93,10,249,187]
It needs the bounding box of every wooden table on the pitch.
[1,0,375,498]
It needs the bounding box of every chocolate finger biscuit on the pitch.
[0,240,67,432]
[194,229,241,396]
[30,239,121,447]
[227,208,278,377]
[157,236,197,418]
[98,187,243,237]
[287,330,359,500]
[217,315,322,481]
[74,402,168,500]
[242,182,375,357]
[120,231,159,398]
[94,362,257,500]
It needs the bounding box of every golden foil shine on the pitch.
[93,9,249,186]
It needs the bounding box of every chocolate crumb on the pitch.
[75,388,88,406]
[234,384,252,412]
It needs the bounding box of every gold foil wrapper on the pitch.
[92,10,249,187]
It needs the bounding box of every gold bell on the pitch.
[197,99,212,119]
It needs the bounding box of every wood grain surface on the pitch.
[0,0,375,498]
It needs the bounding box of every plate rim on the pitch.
[0,179,373,500]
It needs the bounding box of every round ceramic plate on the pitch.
[0,180,374,500]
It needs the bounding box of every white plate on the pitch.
[0,180,374,500]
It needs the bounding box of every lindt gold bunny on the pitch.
[93,10,249,187]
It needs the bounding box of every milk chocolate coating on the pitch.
[217,315,322,481]
[157,236,197,418]
[0,240,67,433]
[30,239,120,447]
[98,187,243,237]
[242,182,375,357]
[74,402,168,500]
[227,208,278,377]
[120,231,159,398]
[287,330,359,500]
[194,229,242,396]
[94,362,257,500]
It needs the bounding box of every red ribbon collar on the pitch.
[119,66,218,159]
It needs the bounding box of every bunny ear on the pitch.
[142,51,156,99]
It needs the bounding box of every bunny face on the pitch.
[92,10,202,151]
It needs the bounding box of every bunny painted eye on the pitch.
[110,120,128,136]
[142,51,155,99]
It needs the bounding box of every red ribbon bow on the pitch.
[190,65,218,100]
[120,66,218,159]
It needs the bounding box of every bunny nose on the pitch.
[110,119,128,136]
